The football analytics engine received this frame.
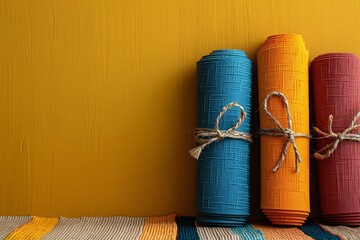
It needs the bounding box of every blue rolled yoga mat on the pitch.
[195,49,252,226]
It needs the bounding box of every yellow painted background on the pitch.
[0,0,359,217]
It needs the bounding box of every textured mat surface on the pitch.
[1,215,360,239]
[0,216,31,239]
[257,33,310,226]
[195,49,252,226]
[312,53,360,225]
[42,216,145,240]
[5,216,58,240]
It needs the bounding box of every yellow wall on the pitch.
[0,0,359,217]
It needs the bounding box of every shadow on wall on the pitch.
[177,64,197,216]
[309,67,320,219]
[249,55,267,222]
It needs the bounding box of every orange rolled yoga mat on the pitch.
[257,34,310,226]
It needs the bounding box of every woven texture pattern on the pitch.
[299,222,340,240]
[195,222,242,240]
[257,34,310,226]
[312,53,360,226]
[230,224,265,240]
[42,216,144,240]
[139,214,177,240]
[319,224,360,240]
[0,216,31,239]
[195,49,252,226]
[1,215,359,239]
[5,216,58,240]
[176,217,199,240]
[252,224,313,240]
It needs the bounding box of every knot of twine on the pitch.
[189,102,253,160]
[259,92,311,173]
[313,112,360,160]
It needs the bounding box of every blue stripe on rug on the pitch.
[298,222,340,240]
[231,224,266,240]
[176,217,200,240]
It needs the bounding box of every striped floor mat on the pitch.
[42,216,145,240]
[0,216,31,239]
[0,215,359,239]
[5,216,58,240]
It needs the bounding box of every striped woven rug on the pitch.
[0,216,31,239]
[1,214,359,239]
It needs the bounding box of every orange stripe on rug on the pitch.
[5,216,59,240]
[139,214,177,240]
[253,224,314,240]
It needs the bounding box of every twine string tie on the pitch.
[189,102,252,160]
[313,112,360,160]
[259,92,311,173]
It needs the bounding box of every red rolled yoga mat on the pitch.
[312,53,360,226]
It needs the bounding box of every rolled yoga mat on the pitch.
[257,34,310,226]
[191,49,252,226]
[312,53,360,226]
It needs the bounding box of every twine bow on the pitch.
[313,112,360,160]
[259,92,311,172]
[189,102,252,160]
